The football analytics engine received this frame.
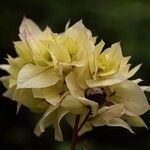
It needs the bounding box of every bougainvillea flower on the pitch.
[87,41,142,87]
[59,71,149,136]
[0,17,149,142]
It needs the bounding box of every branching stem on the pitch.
[77,110,91,133]
[71,115,80,150]
[71,110,91,150]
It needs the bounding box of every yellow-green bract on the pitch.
[0,17,150,141]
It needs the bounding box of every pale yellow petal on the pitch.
[0,76,10,88]
[78,111,93,136]
[53,108,68,141]
[9,76,17,88]
[24,31,51,66]
[91,104,124,126]
[140,86,150,92]
[102,42,121,56]
[65,113,75,128]
[65,72,84,97]
[34,106,68,141]
[61,95,86,114]
[120,56,131,67]
[16,103,22,114]
[131,78,143,84]
[4,85,48,112]
[110,80,150,115]
[78,97,98,115]
[123,114,147,128]
[78,121,93,136]
[88,52,95,75]
[61,93,98,115]
[14,41,33,62]
[107,118,134,133]
[86,72,125,87]
[127,64,142,79]
[49,42,71,63]
[19,16,41,35]
[94,40,105,55]
[76,65,91,89]
[65,20,85,40]
[7,56,26,77]
[32,81,64,105]
[65,20,70,30]
[17,64,60,88]
[0,64,10,73]
[34,105,59,136]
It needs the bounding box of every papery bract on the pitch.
[0,17,149,142]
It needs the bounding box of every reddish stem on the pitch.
[71,115,80,150]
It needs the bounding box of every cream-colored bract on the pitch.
[0,17,149,141]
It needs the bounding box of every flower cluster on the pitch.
[0,17,150,141]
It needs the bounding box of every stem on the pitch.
[77,110,91,133]
[71,115,80,150]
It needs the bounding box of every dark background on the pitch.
[0,0,150,149]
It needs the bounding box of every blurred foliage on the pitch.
[0,0,150,150]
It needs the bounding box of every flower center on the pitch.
[84,87,106,106]
[84,87,114,107]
